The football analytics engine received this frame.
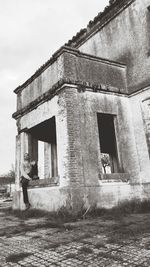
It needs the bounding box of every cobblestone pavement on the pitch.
[0,202,150,266]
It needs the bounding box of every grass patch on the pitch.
[0,221,63,237]
[85,199,150,220]
[6,199,150,222]
[97,251,122,261]
[0,228,22,237]
[110,199,150,217]
[32,235,41,239]
[43,243,60,249]
[6,252,32,263]
[8,207,79,224]
[9,208,51,220]
[2,199,150,240]
[78,246,93,254]
[144,241,150,250]
[81,240,92,245]
[107,216,150,244]
[74,232,92,241]
[108,234,130,244]
[65,253,77,259]
[95,241,106,248]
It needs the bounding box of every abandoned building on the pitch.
[12,0,150,211]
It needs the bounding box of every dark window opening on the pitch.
[28,117,58,179]
[97,113,119,174]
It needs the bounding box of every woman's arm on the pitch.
[20,164,31,180]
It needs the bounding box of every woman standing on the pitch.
[20,153,32,210]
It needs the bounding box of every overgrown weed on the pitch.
[86,199,150,220]
[5,198,150,223]
[6,252,32,263]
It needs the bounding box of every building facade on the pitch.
[13,0,150,211]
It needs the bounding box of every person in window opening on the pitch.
[20,153,38,210]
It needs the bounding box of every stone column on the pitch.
[15,134,21,190]
[15,131,31,189]
[58,88,86,211]
[44,142,51,179]
[31,137,38,162]
[51,143,58,177]
[20,132,33,171]
[141,99,150,157]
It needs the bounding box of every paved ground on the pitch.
[0,199,150,266]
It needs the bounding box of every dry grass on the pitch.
[1,199,150,245]
[6,199,150,221]
[6,252,32,263]
[65,253,77,259]
[78,246,93,254]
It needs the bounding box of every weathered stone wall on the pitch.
[14,48,127,113]
[63,52,127,92]
[13,182,150,211]
[13,187,69,211]
[18,86,141,183]
[72,89,141,184]
[17,55,64,110]
[79,0,150,93]
[129,87,150,183]
[17,92,70,188]
[14,85,150,211]
[13,181,150,211]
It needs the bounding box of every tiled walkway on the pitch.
[0,201,150,266]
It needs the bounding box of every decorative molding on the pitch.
[129,84,150,98]
[12,78,127,120]
[142,97,150,103]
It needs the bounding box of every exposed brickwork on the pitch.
[64,88,84,185]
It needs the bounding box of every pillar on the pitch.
[44,142,51,179]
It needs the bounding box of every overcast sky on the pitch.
[0,0,109,175]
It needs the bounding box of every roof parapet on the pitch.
[14,45,126,94]
[66,0,135,48]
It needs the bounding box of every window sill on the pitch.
[99,173,129,183]
[28,177,59,188]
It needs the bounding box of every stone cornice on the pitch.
[14,46,74,94]
[14,46,126,95]
[12,78,128,120]
[66,0,135,48]
[129,84,150,98]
